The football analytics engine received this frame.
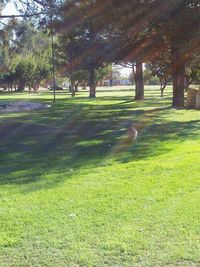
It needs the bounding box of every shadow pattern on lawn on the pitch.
[0,93,199,189]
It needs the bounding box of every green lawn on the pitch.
[0,86,200,267]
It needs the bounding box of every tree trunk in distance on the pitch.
[71,82,76,97]
[131,63,135,85]
[82,83,87,90]
[135,60,144,100]
[160,82,167,97]
[17,81,25,92]
[75,84,79,92]
[161,87,164,97]
[89,67,96,98]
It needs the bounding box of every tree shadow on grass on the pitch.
[0,94,199,191]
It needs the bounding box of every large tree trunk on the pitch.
[135,60,144,100]
[172,49,185,108]
[89,67,96,98]
[172,66,185,107]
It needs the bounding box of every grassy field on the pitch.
[0,86,200,267]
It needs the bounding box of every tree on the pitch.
[112,65,122,81]
[146,58,172,97]
[0,19,51,91]
[143,68,159,85]
[68,70,89,96]
[149,0,200,107]
[129,72,135,86]
[106,0,199,106]
[94,65,112,86]
[62,65,112,97]
[118,61,144,100]
[1,52,51,92]
[185,52,200,90]
[101,0,170,101]
[56,0,112,98]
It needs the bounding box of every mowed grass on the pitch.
[0,86,200,267]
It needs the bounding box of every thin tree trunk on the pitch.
[110,66,113,87]
[135,59,144,100]
[69,77,76,97]
[89,67,96,98]
[71,80,76,97]
[131,63,135,85]
[160,82,167,97]
[71,86,76,97]
[75,83,79,92]
[161,87,164,97]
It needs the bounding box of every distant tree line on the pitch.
[0,0,200,107]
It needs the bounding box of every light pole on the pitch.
[50,26,56,102]
[50,0,56,103]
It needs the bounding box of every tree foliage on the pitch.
[185,52,200,89]
[0,19,51,91]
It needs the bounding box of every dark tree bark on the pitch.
[135,59,144,100]
[172,65,185,107]
[17,81,25,92]
[172,48,185,107]
[161,87,164,97]
[74,83,79,92]
[89,67,96,98]
[160,82,167,97]
[70,79,76,97]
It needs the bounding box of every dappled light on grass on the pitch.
[0,86,199,188]
[3,93,200,190]
[0,86,200,266]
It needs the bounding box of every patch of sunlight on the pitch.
[77,139,104,147]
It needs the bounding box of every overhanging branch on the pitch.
[0,12,46,19]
